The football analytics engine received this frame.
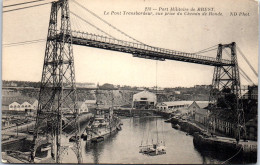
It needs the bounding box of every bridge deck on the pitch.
[49,31,233,66]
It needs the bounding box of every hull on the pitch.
[193,132,257,162]
[81,114,122,143]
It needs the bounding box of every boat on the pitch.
[139,117,166,156]
[91,136,105,143]
[139,143,166,156]
[172,124,180,129]
[164,117,172,123]
[81,108,122,143]
[81,90,122,143]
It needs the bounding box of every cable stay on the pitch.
[3,2,52,13]
[71,0,146,45]
[3,0,49,8]
[194,44,218,54]
[68,1,235,64]
[239,67,255,85]
[196,47,218,55]
[223,49,255,85]
[3,39,46,47]
[221,146,243,164]
[70,11,116,39]
[237,46,258,77]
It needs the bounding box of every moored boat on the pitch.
[81,110,122,143]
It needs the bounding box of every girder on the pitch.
[31,0,82,163]
[209,42,246,140]
[48,31,233,66]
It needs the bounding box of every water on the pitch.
[80,117,224,164]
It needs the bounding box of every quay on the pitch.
[164,112,257,161]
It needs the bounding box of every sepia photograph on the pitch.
[1,0,258,164]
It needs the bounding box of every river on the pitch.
[78,117,227,164]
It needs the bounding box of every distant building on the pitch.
[245,117,257,141]
[156,101,193,112]
[248,85,258,100]
[194,85,212,89]
[2,89,21,97]
[77,101,89,114]
[242,85,258,100]
[85,100,97,108]
[76,82,97,89]
[2,96,38,111]
[194,108,209,126]
[137,87,145,91]
[188,101,209,116]
[132,91,156,109]
[148,87,164,91]
[209,109,236,137]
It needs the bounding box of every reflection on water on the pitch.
[81,117,246,164]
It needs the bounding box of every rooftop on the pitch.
[158,101,194,106]
[2,96,37,106]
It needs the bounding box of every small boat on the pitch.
[164,118,172,123]
[139,144,166,156]
[69,135,80,142]
[133,114,140,118]
[116,125,122,131]
[139,116,166,156]
[41,145,51,152]
[172,124,180,129]
[91,136,104,143]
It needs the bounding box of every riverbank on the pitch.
[167,115,257,163]
[2,113,93,152]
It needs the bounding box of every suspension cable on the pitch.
[3,0,48,8]
[194,44,218,54]
[3,39,46,47]
[223,49,255,85]
[237,46,258,77]
[71,0,146,45]
[70,11,116,39]
[3,2,52,13]
[196,47,218,55]
[239,67,255,85]
[221,146,243,164]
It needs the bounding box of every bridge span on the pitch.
[49,30,233,67]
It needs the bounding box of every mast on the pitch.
[110,89,114,132]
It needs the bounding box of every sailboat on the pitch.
[139,60,166,156]
[139,117,166,156]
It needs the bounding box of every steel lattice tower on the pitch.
[209,42,246,139]
[30,0,82,163]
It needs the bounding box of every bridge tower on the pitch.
[30,0,82,163]
[209,42,246,139]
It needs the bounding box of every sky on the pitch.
[2,0,259,88]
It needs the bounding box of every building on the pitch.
[194,85,212,89]
[209,109,237,137]
[156,101,193,112]
[248,85,258,100]
[194,108,209,126]
[85,100,97,108]
[2,96,38,111]
[245,117,257,141]
[188,101,209,116]
[242,85,258,100]
[76,82,97,89]
[132,91,156,109]
[2,89,21,97]
[77,101,89,114]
